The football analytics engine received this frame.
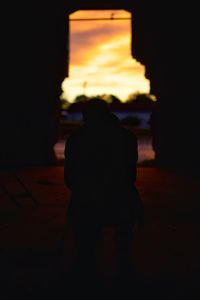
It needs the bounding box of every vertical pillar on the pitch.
[131,4,200,168]
[0,2,70,167]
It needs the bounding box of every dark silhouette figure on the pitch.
[64,98,144,280]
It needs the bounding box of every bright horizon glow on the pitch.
[61,10,150,103]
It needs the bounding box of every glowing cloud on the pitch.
[61,10,150,102]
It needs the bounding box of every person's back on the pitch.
[64,98,144,265]
[64,99,139,226]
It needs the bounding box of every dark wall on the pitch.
[1,1,199,168]
[131,2,200,168]
[1,2,69,167]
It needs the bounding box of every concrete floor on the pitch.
[0,166,200,299]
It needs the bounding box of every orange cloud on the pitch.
[62,10,150,102]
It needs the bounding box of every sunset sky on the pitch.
[61,10,150,103]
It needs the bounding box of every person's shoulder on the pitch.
[67,125,85,143]
[120,125,137,142]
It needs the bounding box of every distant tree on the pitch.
[74,94,90,103]
[109,94,122,104]
[98,94,122,103]
[127,92,155,104]
[60,98,71,110]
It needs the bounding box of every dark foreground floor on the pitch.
[0,166,200,300]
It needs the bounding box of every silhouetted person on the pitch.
[64,98,144,274]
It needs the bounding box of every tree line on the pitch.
[60,92,157,111]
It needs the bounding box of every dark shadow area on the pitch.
[0,247,148,300]
[1,235,199,300]
[1,164,200,300]
[1,2,200,299]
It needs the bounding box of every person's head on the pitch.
[82,98,110,124]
